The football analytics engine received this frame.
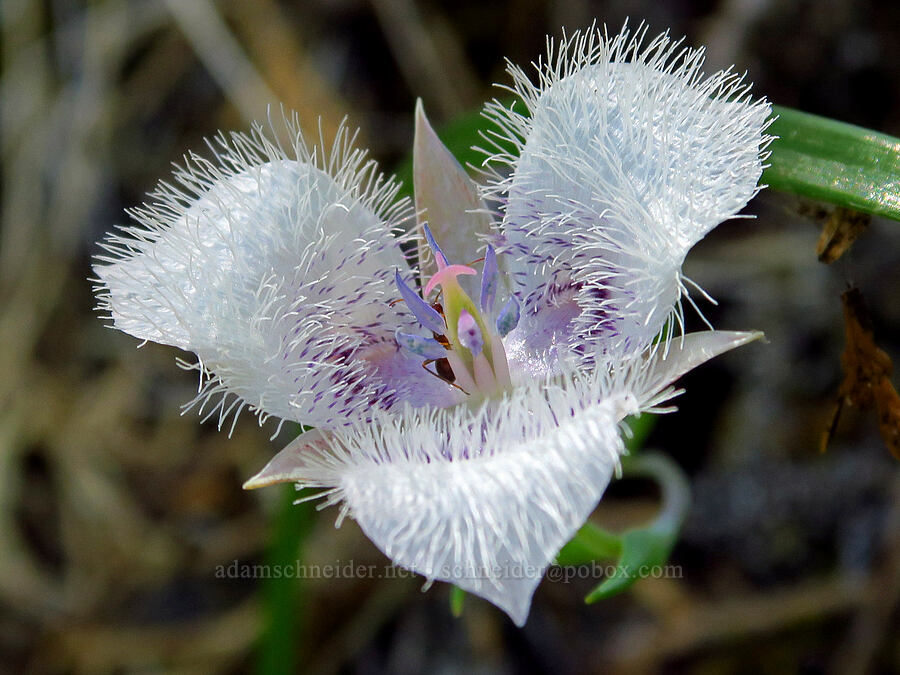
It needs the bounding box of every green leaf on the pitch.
[584,526,676,603]
[583,453,690,603]
[765,105,900,222]
[556,522,623,566]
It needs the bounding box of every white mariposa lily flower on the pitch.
[93,24,771,625]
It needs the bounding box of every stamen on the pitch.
[421,360,469,395]
[472,352,498,392]
[457,310,484,356]
[395,330,449,359]
[490,338,512,388]
[445,350,477,392]
[394,270,445,334]
[480,245,499,316]
[496,296,520,337]
[409,227,520,399]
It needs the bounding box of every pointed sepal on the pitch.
[639,331,764,405]
[243,428,329,490]
[414,100,493,286]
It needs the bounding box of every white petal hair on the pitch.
[482,22,773,357]
[244,329,761,625]
[93,113,416,435]
[269,362,639,626]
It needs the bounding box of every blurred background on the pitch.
[2,0,900,673]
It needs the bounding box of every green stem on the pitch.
[556,521,623,566]
[256,485,315,675]
[620,452,691,535]
[449,586,466,617]
[584,452,691,603]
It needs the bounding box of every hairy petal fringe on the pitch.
[244,330,762,623]
[93,113,443,429]
[245,360,654,625]
[482,22,772,359]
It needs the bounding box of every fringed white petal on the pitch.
[484,24,772,356]
[502,275,583,381]
[246,370,642,626]
[94,117,429,429]
[244,329,762,624]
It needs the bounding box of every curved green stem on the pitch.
[556,522,623,566]
[584,452,691,603]
[620,452,691,536]
[256,484,315,675]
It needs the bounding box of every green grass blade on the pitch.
[763,105,900,220]
[256,484,315,675]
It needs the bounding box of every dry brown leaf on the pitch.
[874,377,900,460]
[821,288,900,460]
[816,207,870,264]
